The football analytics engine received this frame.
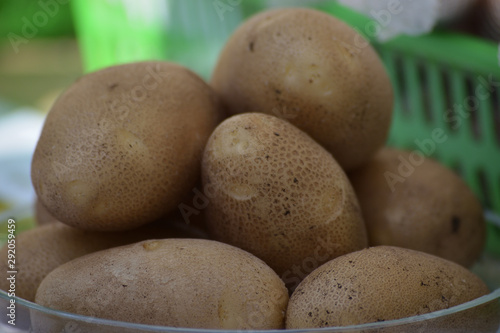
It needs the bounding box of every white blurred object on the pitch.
[0,110,44,157]
[0,109,44,220]
[338,0,476,41]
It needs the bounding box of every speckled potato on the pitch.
[35,239,288,330]
[211,8,393,170]
[0,218,200,302]
[286,246,499,332]
[348,147,486,267]
[31,61,222,231]
[202,113,367,288]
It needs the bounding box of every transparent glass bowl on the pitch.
[1,264,499,333]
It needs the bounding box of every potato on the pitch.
[0,217,200,302]
[202,113,367,289]
[211,8,393,170]
[34,239,288,330]
[286,246,499,332]
[348,147,486,267]
[31,61,222,231]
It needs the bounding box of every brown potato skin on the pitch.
[31,61,222,231]
[0,219,199,302]
[286,246,498,332]
[35,239,288,330]
[202,113,367,288]
[210,8,393,170]
[348,147,486,267]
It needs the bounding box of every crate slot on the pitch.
[417,61,434,124]
[427,62,448,130]
[477,168,492,209]
[497,173,500,212]
[466,77,481,141]
[441,69,456,133]
[403,56,426,123]
[393,55,410,117]
[492,86,500,147]
[449,70,474,142]
[380,50,403,119]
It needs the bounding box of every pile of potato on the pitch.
[2,7,498,332]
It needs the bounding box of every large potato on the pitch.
[32,61,222,231]
[35,239,288,330]
[0,217,199,302]
[286,246,499,332]
[202,113,367,289]
[211,8,393,170]
[348,147,486,267]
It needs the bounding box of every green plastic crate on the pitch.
[71,0,500,255]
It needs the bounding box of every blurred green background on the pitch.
[0,0,81,236]
[0,0,80,110]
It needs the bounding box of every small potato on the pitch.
[202,113,367,289]
[0,218,200,302]
[35,239,288,330]
[32,61,222,231]
[348,147,486,267]
[211,8,393,170]
[286,246,499,332]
